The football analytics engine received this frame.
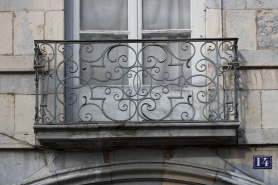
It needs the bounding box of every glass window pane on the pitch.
[80,34,129,85]
[143,0,190,30]
[81,0,128,30]
[142,33,191,85]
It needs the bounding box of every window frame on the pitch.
[77,0,193,39]
[69,0,205,85]
[65,0,206,121]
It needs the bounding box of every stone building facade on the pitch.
[0,0,278,184]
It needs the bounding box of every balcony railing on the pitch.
[34,38,239,125]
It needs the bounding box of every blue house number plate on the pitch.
[253,156,272,169]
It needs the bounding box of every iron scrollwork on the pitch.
[34,39,239,124]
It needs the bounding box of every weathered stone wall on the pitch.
[0,0,277,184]
[1,147,277,185]
[207,0,278,145]
[0,0,64,148]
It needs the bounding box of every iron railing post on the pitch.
[233,41,239,121]
[34,43,40,124]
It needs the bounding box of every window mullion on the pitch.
[137,0,143,88]
[128,0,140,86]
[137,0,142,39]
[71,0,81,122]
[191,0,206,121]
[128,0,138,40]
[73,0,80,86]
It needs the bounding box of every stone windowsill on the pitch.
[34,122,240,150]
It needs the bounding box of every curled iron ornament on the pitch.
[34,39,239,123]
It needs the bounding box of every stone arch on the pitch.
[18,161,265,185]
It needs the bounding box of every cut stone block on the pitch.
[206,0,221,9]
[0,94,14,135]
[206,9,222,38]
[0,55,34,72]
[15,95,36,145]
[240,128,278,144]
[239,69,278,90]
[238,50,278,66]
[225,10,257,50]
[49,152,104,172]
[239,90,261,129]
[0,73,64,94]
[0,150,46,185]
[14,11,44,55]
[0,74,35,94]
[33,0,64,11]
[257,10,278,50]
[222,0,246,9]
[0,0,64,11]
[45,11,64,40]
[0,12,13,55]
[163,148,226,185]
[261,90,278,128]
[0,134,34,148]
[246,0,278,9]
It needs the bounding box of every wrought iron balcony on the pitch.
[33,38,240,149]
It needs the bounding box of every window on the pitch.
[64,0,206,122]
[71,0,192,85]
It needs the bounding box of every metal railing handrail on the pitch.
[34,38,238,44]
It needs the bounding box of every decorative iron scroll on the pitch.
[34,39,239,124]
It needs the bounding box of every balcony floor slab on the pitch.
[34,122,240,150]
